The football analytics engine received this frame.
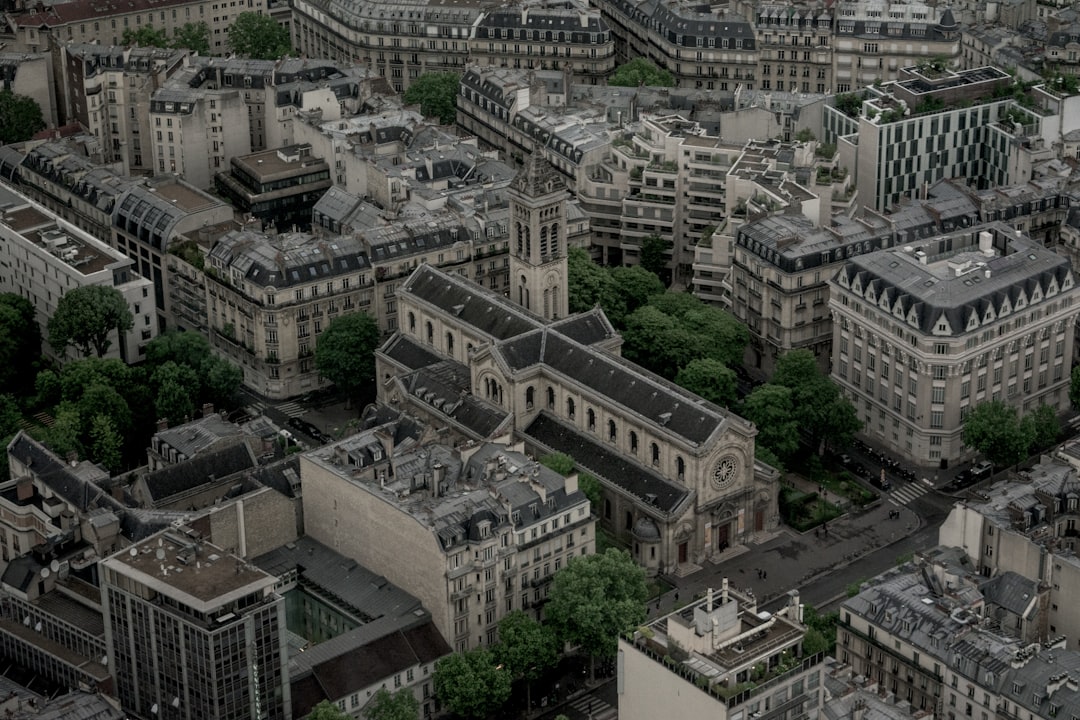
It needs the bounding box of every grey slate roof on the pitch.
[400,361,510,439]
[980,571,1039,619]
[141,440,256,504]
[6,432,125,514]
[523,412,690,513]
[402,264,540,340]
[379,334,444,372]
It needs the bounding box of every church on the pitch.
[374,151,779,576]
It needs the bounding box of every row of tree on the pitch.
[121,12,290,59]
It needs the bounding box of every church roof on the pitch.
[511,146,566,198]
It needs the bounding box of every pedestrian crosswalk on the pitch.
[275,401,308,418]
[888,482,929,506]
[566,694,616,720]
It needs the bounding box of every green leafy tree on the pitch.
[46,403,84,461]
[1027,403,1060,451]
[403,72,461,125]
[539,452,575,476]
[88,414,123,472]
[362,688,419,720]
[122,25,169,47]
[740,384,800,461]
[962,400,1033,469]
[48,286,134,359]
[0,294,42,396]
[146,331,241,410]
[172,21,210,54]
[152,362,200,425]
[315,312,381,406]
[0,89,46,144]
[58,358,135,404]
[308,701,350,720]
[675,358,737,408]
[609,58,675,87]
[228,12,291,59]
[608,265,664,325]
[578,472,602,516]
[620,305,697,379]
[1070,365,1080,409]
[34,370,61,408]
[568,247,615,315]
[146,330,210,369]
[545,548,647,680]
[772,349,860,455]
[0,395,21,439]
[77,382,132,438]
[639,234,672,279]
[494,611,559,711]
[645,293,748,368]
[834,92,864,118]
[434,647,512,719]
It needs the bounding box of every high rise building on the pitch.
[100,529,289,720]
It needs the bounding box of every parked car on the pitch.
[971,460,994,479]
[287,417,332,444]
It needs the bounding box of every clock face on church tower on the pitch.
[712,455,739,490]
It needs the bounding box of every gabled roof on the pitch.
[402,264,539,341]
[141,439,255,504]
[7,432,124,514]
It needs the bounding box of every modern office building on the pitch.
[300,429,595,652]
[100,528,290,720]
[214,144,332,233]
[0,183,158,363]
[829,223,1079,467]
[618,582,824,720]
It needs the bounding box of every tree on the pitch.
[740,384,800,461]
[0,395,21,439]
[772,349,860,455]
[962,400,1033,469]
[578,472,602,516]
[639,234,672,279]
[434,647,512,719]
[0,294,42,396]
[48,286,133,359]
[494,611,558,711]
[228,12,291,59]
[539,452,575,476]
[77,382,132,438]
[46,404,83,461]
[146,330,242,410]
[1070,365,1080,409]
[568,247,614,315]
[545,548,648,681]
[315,312,381,405]
[608,265,664,325]
[122,25,169,47]
[88,414,123,472]
[403,73,460,125]
[152,362,200,425]
[308,701,349,720]
[362,688,419,720]
[172,21,210,54]
[0,89,46,144]
[609,58,675,87]
[620,305,697,379]
[675,358,737,408]
[1027,403,1060,451]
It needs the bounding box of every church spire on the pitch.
[512,142,566,198]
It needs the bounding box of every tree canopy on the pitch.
[362,688,419,720]
[146,331,242,410]
[675,358,737,408]
[0,293,42,396]
[545,548,647,679]
[493,611,558,710]
[315,312,381,401]
[48,286,134,359]
[434,647,512,719]
[769,349,860,455]
[639,234,672,279]
[307,701,350,720]
[403,73,460,125]
[228,12,291,59]
[151,361,201,426]
[609,58,675,87]
[0,89,46,144]
[122,25,168,47]
[962,400,1035,468]
[740,383,801,462]
[172,22,211,54]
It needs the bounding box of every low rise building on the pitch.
[618,582,824,720]
[0,52,58,128]
[0,183,157,363]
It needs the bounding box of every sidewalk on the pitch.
[649,473,922,617]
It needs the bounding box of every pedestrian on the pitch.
[674,591,679,603]
[763,570,767,580]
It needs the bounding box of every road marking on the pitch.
[889,484,928,506]
[276,401,308,418]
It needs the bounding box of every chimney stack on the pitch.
[201,403,214,418]
[707,587,714,612]
[722,577,729,604]
[157,418,168,432]
[16,479,33,502]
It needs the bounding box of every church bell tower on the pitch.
[507,147,569,321]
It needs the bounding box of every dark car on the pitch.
[287,417,332,444]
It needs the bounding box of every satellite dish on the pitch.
[49,560,60,573]
[155,549,166,561]
[40,568,50,579]
[129,548,138,557]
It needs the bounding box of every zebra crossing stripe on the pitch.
[889,484,928,505]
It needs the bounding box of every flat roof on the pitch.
[232,145,329,180]
[150,181,220,213]
[104,530,275,609]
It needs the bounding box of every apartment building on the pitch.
[619,584,825,720]
[0,183,157,363]
[60,44,188,175]
[289,0,612,94]
[100,528,290,720]
[829,224,1079,467]
[731,193,978,377]
[5,0,268,56]
[300,428,595,652]
[214,144,332,232]
[0,52,58,128]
